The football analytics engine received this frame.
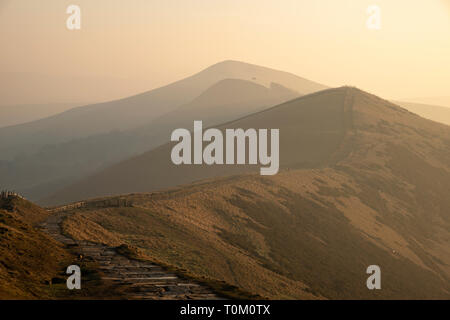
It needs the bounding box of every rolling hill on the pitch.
[0,61,326,202]
[0,61,326,160]
[0,79,300,202]
[54,87,450,298]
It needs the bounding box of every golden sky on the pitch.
[0,0,449,102]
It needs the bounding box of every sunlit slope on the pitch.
[0,197,71,299]
[62,166,450,299]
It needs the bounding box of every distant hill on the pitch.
[0,61,326,202]
[128,79,300,153]
[0,72,133,107]
[57,88,450,298]
[0,103,79,128]
[395,101,450,126]
[403,96,450,109]
[0,61,326,160]
[0,79,301,202]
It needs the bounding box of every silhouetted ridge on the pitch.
[42,86,401,205]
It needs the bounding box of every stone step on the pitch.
[130,282,180,286]
[99,266,160,271]
[177,283,200,287]
[103,276,178,281]
[108,272,167,276]
[114,265,159,269]
[42,212,223,300]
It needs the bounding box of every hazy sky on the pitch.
[0,0,449,103]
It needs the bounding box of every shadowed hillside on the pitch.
[51,87,450,299]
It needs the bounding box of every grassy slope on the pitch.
[0,197,72,299]
[62,166,449,299]
[0,197,131,299]
[60,88,450,299]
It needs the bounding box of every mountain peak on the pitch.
[201,60,327,94]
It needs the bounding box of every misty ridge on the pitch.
[0,61,325,202]
[1,60,449,205]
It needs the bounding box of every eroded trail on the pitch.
[40,212,222,300]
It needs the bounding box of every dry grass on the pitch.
[0,198,144,299]
[0,198,72,299]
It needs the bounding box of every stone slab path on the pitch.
[40,212,223,300]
